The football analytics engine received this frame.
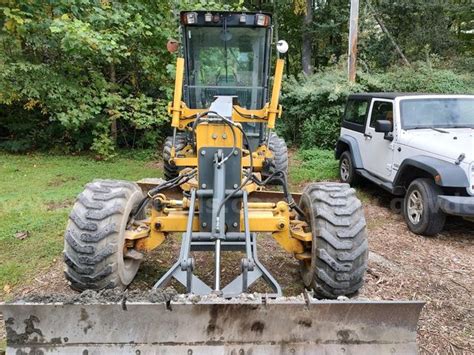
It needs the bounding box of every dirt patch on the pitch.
[45,198,75,211]
[16,288,178,304]
[47,175,77,187]
[359,184,473,354]
[145,160,163,169]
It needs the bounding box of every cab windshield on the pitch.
[184,26,270,109]
[400,98,474,129]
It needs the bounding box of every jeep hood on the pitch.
[399,128,474,163]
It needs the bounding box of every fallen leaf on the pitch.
[15,231,29,240]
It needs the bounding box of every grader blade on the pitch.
[1,297,423,354]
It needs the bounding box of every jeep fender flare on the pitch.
[394,156,469,188]
[335,135,363,169]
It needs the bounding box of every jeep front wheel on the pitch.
[403,178,446,236]
[339,151,361,185]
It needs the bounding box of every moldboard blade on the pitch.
[0,296,424,354]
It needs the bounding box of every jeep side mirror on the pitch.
[375,120,394,141]
[375,120,393,133]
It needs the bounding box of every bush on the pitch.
[280,63,474,149]
[280,68,365,149]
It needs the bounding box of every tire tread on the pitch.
[300,182,368,299]
[64,180,143,291]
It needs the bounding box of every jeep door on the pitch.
[360,99,395,179]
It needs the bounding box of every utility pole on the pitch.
[347,0,359,83]
[302,0,313,75]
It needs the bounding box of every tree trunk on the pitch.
[302,0,313,75]
[109,62,118,143]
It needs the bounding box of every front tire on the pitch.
[299,183,368,299]
[263,132,289,183]
[339,151,361,185]
[403,178,446,236]
[163,134,187,181]
[64,180,145,291]
[268,132,289,175]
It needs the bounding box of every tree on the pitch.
[0,1,176,157]
[297,0,314,75]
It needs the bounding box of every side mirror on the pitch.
[375,120,393,133]
[375,120,394,141]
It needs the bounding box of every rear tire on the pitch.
[339,151,362,185]
[163,134,187,180]
[263,132,289,183]
[64,180,145,291]
[299,183,368,299]
[403,178,446,236]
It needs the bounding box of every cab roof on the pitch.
[348,93,426,100]
[180,11,272,27]
[348,93,474,100]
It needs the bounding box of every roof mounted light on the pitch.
[183,12,197,25]
[255,14,270,27]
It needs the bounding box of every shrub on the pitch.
[281,63,474,149]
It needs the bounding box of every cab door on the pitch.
[360,99,395,180]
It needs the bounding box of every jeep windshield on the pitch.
[400,98,474,130]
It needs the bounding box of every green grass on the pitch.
[290,148,339,184]
[0,152,160,297]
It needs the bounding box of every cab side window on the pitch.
[342,99,369,133]
[370,101,394,129]
[345,100,368,125]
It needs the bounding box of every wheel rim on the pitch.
[340,158,350,181]
[407,190,424,225]
[119,196,145,284]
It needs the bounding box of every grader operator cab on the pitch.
[163,11,288,181]
[0,11,423,354]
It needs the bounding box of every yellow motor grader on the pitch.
[0,11,423,354]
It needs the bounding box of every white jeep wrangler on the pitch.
[335,93,474,236]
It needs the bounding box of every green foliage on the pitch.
[91,121,117,160]
[176,0,245,11]
[0,0,472,157]
[0,1,175,158]
[361,64,474,94]
[291,148,339,184]
[359,1,472,69]
[282,62,474,149]
[280,66,365,148]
